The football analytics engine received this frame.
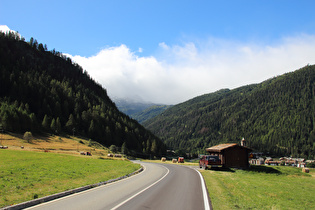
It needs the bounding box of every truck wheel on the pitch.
[199,164,202,168]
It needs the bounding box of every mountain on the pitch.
[144,66,315,159]
[113,98,172,123]
[131,104,172,124]
[0,31,166,157]
[113,97,156,116]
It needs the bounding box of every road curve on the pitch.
[27,161,210,210]
[115,162,209,210]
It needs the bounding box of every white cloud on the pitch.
[158,42,169,50]
[0,25,12,33]
[69,34,315,104]
[0,25,15,33]
[0,25,21,38]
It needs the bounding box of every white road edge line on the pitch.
[110,165,170,210]
[195,169,211,210]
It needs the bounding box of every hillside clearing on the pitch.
[0,133,111,157]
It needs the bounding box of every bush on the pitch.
[306,162,315,168]
[33,193,38,199]
[109,145,117,153]
[23,131,33,143]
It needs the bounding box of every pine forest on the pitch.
[0,31,166,157]
[144,65,315,159]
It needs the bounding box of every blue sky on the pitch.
[1,1,315,104]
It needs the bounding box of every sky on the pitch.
[1,0,315,104]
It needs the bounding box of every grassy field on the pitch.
[201,165,315,209]
[0,133,140,208]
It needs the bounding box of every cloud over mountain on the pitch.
[68,34,315,104]
[3,25,314,104]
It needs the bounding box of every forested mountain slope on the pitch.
[113,98,171,123]
[113,98,156,116]
[131,104,172,124]
[0,31,165,157]
[144,66,315,158]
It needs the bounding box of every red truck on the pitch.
[199,155,221,169]
[178,157,184,163]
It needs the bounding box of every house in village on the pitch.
[206,138,252,169]
[263,157,307,167]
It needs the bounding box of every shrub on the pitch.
[33,193,38,199]
[23,131,33,143]
[109,145,117,153]
[306,162,315,168]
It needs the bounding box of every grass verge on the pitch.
[0,150,140,208]
[201,165,315,209]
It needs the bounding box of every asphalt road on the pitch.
[27,161,210,210]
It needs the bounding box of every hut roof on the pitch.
[206,143,252,152]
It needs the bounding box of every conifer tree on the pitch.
[50,118,56,132]
[56,117,61,134]
[121,142,127,154]
[65,114,75,131]
[42,115,50,131]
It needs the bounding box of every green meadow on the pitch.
[202,165,315,209]
[0,150,140,208]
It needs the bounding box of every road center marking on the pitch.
[111,164,170,210]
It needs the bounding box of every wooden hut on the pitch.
[206,141,252,169]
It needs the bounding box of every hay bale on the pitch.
[172,158,177,163]
[302,168,310,173]
[107,153,113,157]
[161,157,166,162]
